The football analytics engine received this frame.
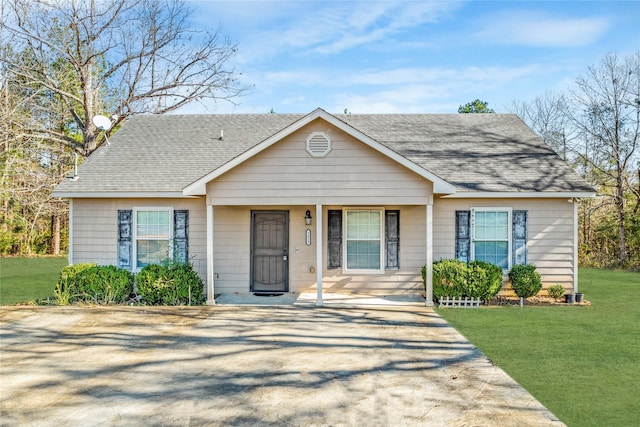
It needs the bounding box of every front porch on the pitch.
[205,203,435,307]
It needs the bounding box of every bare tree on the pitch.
[1,0,247,255]
[511,92,573,161]
[510,53,640,266]
[568,52,640,263]
[1,0,247,156]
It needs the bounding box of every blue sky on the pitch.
[184,0,640,115]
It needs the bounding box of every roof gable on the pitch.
[183,108,456,196]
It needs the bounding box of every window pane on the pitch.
[474,241,508,269]
[137,240,170,268]
[346,241,380,269]
[346,211,359,239]
[496,212,509,239]
[158,211,170,225]
[137,211,148,235]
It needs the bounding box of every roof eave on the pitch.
[440,191,596,199]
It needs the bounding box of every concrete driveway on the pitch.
[0,305,563,426]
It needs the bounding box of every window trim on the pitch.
[343,208,385,274]
[470,207,512,270]
[132,207,174,270]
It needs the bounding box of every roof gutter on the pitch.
[440,191,596,199]
[51,191,202,199]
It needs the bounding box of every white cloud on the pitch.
[475,11,611,47]
[258,64,542,90]
[209,1,463,62]
[240,63,546,113]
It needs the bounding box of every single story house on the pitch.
[52,108,595,306]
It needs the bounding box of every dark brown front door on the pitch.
[251,211,289,292]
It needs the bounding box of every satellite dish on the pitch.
[92,115,113,131]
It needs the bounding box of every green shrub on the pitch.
[466,260,503,302]
[432,259,467,301]
[135,264,167,305]
[547,284,566,301]
[55,263,96,305]
[56,264,133,304]
[167,263,205,305]
[136,262,204,305]
[509,264,542,298]
[76,265,134,304]
[59,263,96,281]
[424,259,505,303]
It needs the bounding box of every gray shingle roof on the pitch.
[53,111,594,196]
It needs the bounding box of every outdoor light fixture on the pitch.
[304,210,312,225]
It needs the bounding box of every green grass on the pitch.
[0,257,68,305]
[437,268,640,427]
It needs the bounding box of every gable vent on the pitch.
[306,131,332,158]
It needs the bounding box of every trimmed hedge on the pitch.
[509,264,542,298]
[423,259,504,303]
[467,260,503,301]
[136,262,205,305]
[55,264,134,305]
[432,259,466,300]
[55,262,204,306]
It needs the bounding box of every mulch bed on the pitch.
[488,295,591,306]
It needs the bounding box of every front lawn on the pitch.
[0,257,68,305]
[437,268,640,427]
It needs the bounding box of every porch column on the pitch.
[573,199,579,294]
[425,198,434,307]
[315,204,323,307]
[68,199,73,265]
[206,204,216,305]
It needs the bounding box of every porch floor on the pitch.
[214,292,426,307]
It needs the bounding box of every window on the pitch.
[470,208,511,269]
[345,209,383,272]
[118,209,188,270]
[134,208,173,268]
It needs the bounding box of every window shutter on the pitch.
[173,210,189,263]
[117,210,132,269]
[455,210,471,263]
[327,210,342,269]
[385,210,400,269]
[512,210,527,265]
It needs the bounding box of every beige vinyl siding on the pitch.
[211,206,250,294]
[433,197,575,290]
[207,119,432,206]
[71,198,207,279]
[319,205,426,294]
[211,205,427,294]
[211,206,317,294]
